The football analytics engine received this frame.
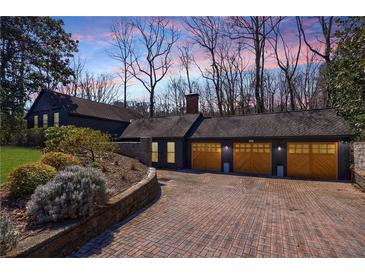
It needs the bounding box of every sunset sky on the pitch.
[56,16,328,101]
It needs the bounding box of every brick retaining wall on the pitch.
[7,168,160,258]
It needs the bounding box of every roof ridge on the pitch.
[49,90,133,111]
[203,108,335,119]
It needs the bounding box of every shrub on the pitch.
[44,126,78,152]
[0,113,27,146]
[0,215,18,256]
[40,152,80,170]
[25,128,45,147]
[26,165,107,224]
[58,127,116,162]
[7,163,56,199]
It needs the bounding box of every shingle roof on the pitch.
[37,90,141,122]
[191,109,353,139]
[120,114,201,138]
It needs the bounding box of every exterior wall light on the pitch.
[224,145,229,150]
[278,145,282,151]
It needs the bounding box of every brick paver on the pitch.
[72,170,365,258]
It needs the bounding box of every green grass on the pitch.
[0,146,42,185]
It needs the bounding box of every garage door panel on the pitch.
[233,143,272,174]
[192,143,221,171]
[287,142,337,180]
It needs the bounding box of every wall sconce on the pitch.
[224,145,229,150]
[278,145,282,151]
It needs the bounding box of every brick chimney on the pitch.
[185,93,199,114]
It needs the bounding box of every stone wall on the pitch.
[7,168,160,258]
[115,137,152,166]
[354,142,365,173]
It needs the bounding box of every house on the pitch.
[26,90,141,136]
[120,94,354,181]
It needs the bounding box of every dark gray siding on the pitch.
[151,138,184,169]
[26,91,68,128]
[338,141,351,180]
[68,114,128,136]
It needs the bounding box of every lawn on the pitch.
[0,146,42,185]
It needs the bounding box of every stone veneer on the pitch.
[354,142,365,173]
[7,168,159,258]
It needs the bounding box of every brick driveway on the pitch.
[72,170,365,258]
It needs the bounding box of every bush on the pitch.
[25,128,45,147]
[0,215,18,256]
[0,113,27,146]
[44,126,78,152]
[26,165,107,224]
[7,163,56,199]
[40,152,80,170]
[58,127,116,162]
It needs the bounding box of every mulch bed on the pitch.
[0,152,148,241]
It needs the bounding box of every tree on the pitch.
[129,17,179,117]
[109,19,135,108]
[270,17,302,110]
[0,17,78,115]
[61,68,119,104]
[329,17,365,138]
[229,16,282,113]
[297,16,336,106]
[178,44,194,94]
[184,16,225,116]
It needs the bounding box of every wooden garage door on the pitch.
[233,143,272,174]
[192,143,221,171]
[287,142,338,180]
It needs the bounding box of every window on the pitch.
[33,115,38,128]
[152,142,158,163]
[54,112,59,127]
[43,114,48,128]
[167,142,175,164]
[312,143,336,154]
[234,143,270,153]
[288,144,310,154]
[192,143,221,153]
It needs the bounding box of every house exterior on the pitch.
[120,94,354,181]
[25,90,141,136]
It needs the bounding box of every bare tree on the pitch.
[178,44,194,94]
[270,18,302,110]
[184,16,225,116]
[166,76,187,114]
[109,19,135,108]
[297,16,335,105]
[62,56,86,96]
[229,16,282,113]
[129,17,179,117]
[60,69,119,104]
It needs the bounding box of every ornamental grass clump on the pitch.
[26,165,107,224]
[0,215,18,256]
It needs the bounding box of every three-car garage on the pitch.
[191,141,340,180]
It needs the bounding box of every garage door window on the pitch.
[288,144,310,154]
[167,142,175,163]
[312,144,336,154]
[192,143,221,152]
[152,142,158,163]
[235,143,270,153]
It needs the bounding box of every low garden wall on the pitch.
[353,142,365,190]
[115,137,152,166]
[7,167,160,258]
